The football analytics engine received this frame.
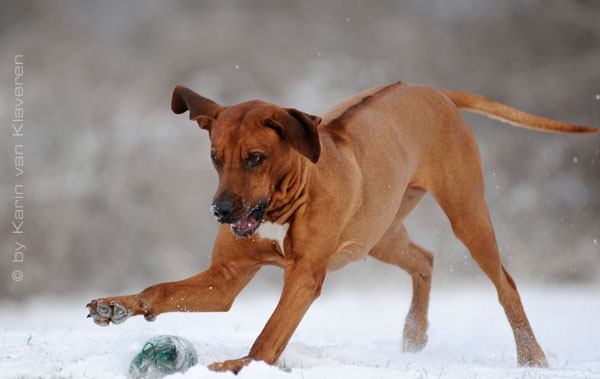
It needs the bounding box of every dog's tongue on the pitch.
[231,212,259,235]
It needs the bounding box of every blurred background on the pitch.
[1,0,599,300]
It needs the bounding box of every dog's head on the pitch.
[171,85,321,237]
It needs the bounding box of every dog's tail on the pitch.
[441,89,597,133]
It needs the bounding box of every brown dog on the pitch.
[87,81,596,373]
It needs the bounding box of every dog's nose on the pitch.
[211,199,235,223]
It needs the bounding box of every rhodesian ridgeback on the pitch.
[87,81,596,373]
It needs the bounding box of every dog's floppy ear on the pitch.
[266,108,322,163]
[171,85,223,130]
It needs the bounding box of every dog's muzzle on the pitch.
[211,200,267,237]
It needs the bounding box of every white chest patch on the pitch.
[257,222,289,254]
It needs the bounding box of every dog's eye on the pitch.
[247,154,264,167]
[211,152,222,168]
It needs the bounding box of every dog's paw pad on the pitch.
[92,315,110,326]
[110,301,133,324]
[96,301,112,318]
[87,298,135,326]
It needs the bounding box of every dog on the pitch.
[87,81,596,373]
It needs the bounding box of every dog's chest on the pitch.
[257,222,289,254]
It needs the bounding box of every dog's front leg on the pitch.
[208,254,328,373]
[87,225,278,326]
[87,260,260,325]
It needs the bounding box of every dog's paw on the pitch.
[86,296,154,326]
[208,357,252,374]
[402,330,428,352]
[518,348,548,368]
[86,298,133,326]
[402,317,428,352]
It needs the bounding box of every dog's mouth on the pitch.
[230,202,267,237]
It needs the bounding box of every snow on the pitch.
[1,285,599,379]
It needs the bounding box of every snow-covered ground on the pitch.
[1,285,599,379]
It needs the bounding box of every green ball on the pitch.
[128,335,197,378]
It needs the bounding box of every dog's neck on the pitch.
[265,155,310,225]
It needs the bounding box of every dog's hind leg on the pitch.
[370,223,433,352]
[427,122,547,367]
[369,188,433,352]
